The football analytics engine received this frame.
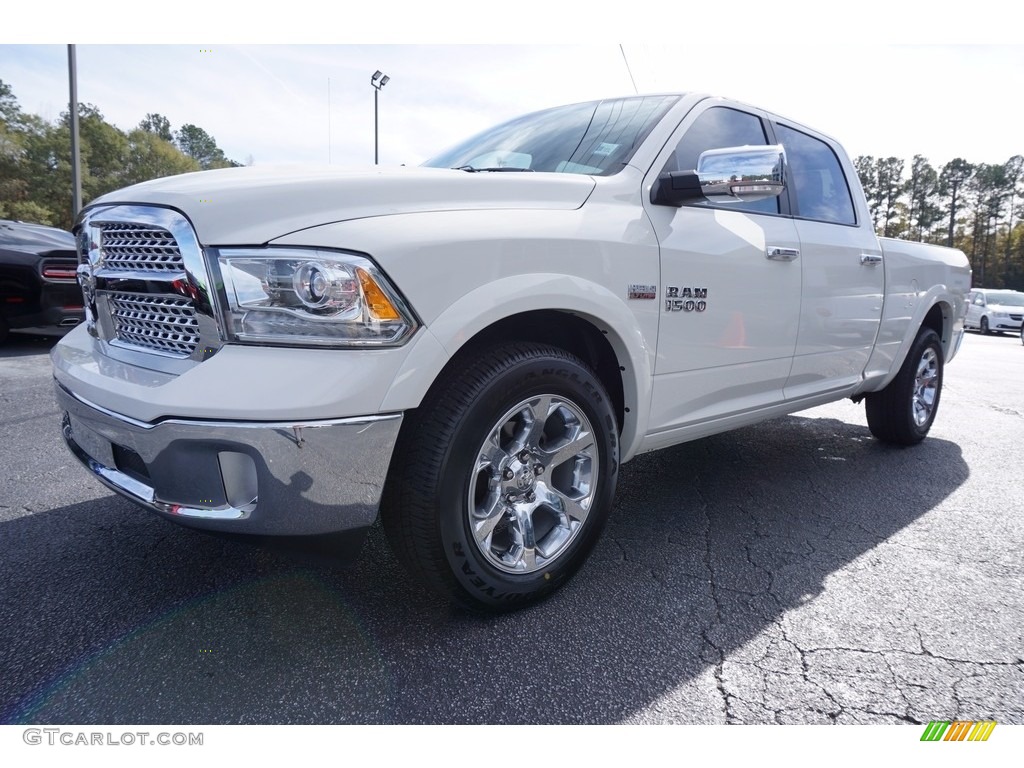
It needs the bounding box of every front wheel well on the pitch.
[441,310,627,434]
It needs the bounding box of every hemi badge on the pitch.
[628,284,657,300]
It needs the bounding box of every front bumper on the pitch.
[989,316,1023,332]
[56,383,402,542]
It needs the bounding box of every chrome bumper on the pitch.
[56,383,402,539]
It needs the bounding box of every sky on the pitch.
[1,5,1023,173]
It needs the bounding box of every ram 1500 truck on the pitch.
[53,93,971,610]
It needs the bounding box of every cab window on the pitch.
[775,124,856,225]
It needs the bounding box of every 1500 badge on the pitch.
[665,286,708,312]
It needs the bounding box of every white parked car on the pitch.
[965,288,1024,335]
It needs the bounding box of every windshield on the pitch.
[423,95,680,176]
[985,292,1024,307]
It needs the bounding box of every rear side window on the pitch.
[775,124,856,225]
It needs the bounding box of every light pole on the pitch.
[68,45,82,218]
[370,70,390,165]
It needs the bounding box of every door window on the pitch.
[668,107,778,215]
[774,124,856,225]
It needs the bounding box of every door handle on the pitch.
[860,254,883,266]
[766,246,799,261]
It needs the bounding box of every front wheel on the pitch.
[980,316,991,335]
[381,342,619,611]
[865,327,944,445]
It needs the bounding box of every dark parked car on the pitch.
[0,219,84,343]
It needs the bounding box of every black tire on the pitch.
[0,314,8,346]
[865,327,944,446]
[1020,324,1024,346]
[381,342,619,611]
[980,316,990,335]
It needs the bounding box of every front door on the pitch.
[643,102,802,436]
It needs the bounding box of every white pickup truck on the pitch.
[53,93,971,610]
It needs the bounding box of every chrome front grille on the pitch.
[78,205,222,370]
[99,223,184,272]
[108,293,201,357]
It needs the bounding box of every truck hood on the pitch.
[86,165,597,245]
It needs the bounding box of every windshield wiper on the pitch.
[454,166,535,173]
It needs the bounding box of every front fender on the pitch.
[378,274,654,461]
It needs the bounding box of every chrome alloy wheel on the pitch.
[468,394,598,574]
[912,347,940,427]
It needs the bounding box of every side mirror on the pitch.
[651,144,786,207]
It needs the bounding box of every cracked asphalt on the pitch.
[0,331,1021,724]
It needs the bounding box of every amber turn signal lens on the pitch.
[356,268,401,321]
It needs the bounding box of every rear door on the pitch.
[773,122,885,399]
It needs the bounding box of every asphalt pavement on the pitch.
[0,331,1021,724]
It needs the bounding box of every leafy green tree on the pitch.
[905,155,940,241]
[125,129,200,186]
[0,81,247,229]
[175,123,239,170]
[17,104,131,228]
[1002,155,1023,264]
[73,104,130,200]
[0,79,32,217]
[138,112,173,142]
[967,163,1011,286]
[938,158,974,248]
[0,199,56,225]
[0,79,22,126]
[877,157,905,238]
[21,118,75,227]
[854,155,880,231]
[1004,221,1024,290]
[854,155,905,237]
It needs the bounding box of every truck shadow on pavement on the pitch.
[0,413,970,724]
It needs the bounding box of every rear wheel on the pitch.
[865,327,943,445]
[381,342,619,611]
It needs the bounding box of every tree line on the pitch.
[855,153,1023,290]
[0,79,240,230]
[2,77,1023,290]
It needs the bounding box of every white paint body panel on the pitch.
[87,165,597,245]
[53,93,971,466]
[784,217,884,400]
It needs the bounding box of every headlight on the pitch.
[216,248,416,347]
[993,312,1009,318]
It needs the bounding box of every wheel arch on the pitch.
[379,275,654,462]
[921,301,952,356]
[865,293,962,395]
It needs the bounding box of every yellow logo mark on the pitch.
[921,720,997,741]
